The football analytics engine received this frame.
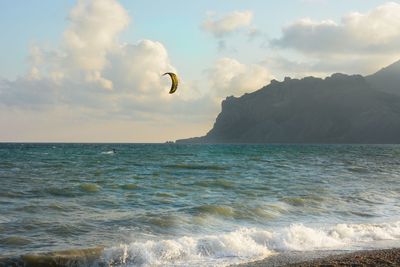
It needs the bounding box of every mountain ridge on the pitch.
[177,61,400,144]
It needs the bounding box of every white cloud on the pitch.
[0,1,278,141]
[28,0,130,90]
[0,0,211,115]
[65,0,127,66]
[202,11,253,38]
[270,2,400,74]
[1,0,183,110]
[1,37,208,119]
[105,40,175,94]
[207,57,274,98]
[62,0,129,89]
[0,0,219,142]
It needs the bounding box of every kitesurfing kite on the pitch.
[163,72,178,94]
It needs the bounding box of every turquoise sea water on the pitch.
[1,144,400,266]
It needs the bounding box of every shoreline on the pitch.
[235,248,400,267]
[1,247,400,266]
[2,248,400,267]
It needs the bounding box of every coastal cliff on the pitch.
[177,60,400,144]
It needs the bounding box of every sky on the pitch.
[1,0,399,142]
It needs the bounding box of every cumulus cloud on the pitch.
[1,38,209,120]
[28,0,130,90]
[1,0,232,142]
[0,0,217,140]
[105,40,175,94]
[271,2,400,74]
[207,57,274,98]
[202,11,253,38]
[63,0,129,89]
[0,0,278,141]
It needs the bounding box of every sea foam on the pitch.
[102,221,400,266]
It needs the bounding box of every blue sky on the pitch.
[0,0,392,79]
[0,0,399,142]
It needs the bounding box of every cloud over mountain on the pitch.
[271,2,400,74]
[273,2,400,55]
[177,60,400,144]
[207,58,273,98]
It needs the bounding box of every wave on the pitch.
[102,221,400,266]
[192,204,235,218]
[79,183,101,193]
[0,236,32,246]
[101,150,115,155]
[187,203,287,221]
[103,228,272,266]
[0,247,104,267]
[46,186,77,197]
[3,221,400,266]
[121,183,140,190]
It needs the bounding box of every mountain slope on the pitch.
[177,61,400,144]
[366,60,400,96]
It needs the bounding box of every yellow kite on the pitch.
[163,72,179,94]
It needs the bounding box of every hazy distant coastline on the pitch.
[177,60,400,144]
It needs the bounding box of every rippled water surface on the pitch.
[1,144,400,266]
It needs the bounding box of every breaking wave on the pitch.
[102,221,400,266]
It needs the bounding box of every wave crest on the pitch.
[103,221,400,266]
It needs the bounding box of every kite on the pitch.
[163,72,179,94]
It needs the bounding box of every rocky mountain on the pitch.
[366,60,400,96]
[177,60,400,144]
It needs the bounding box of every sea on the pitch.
[1,143,400,266]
